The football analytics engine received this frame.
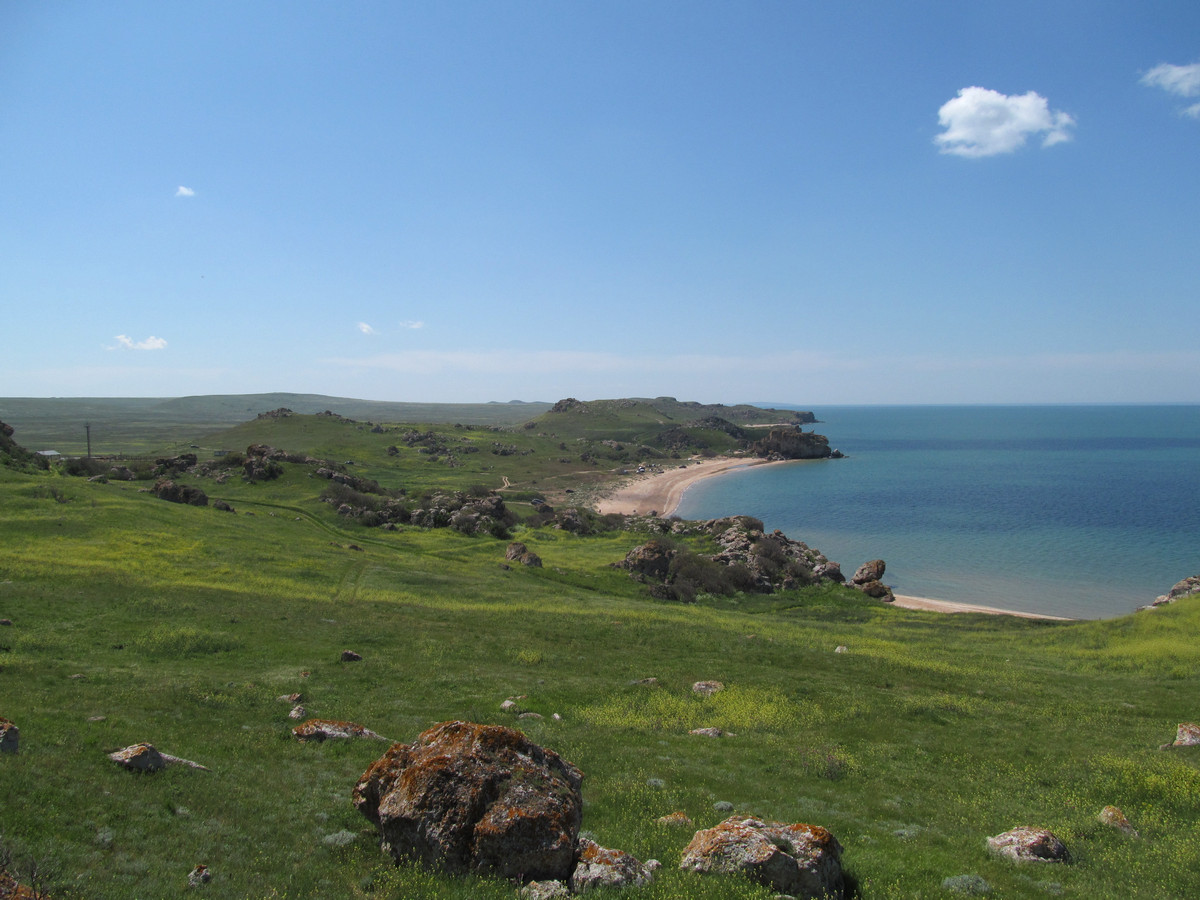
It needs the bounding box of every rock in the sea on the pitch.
[570,837,654,893]
[0,717,18,753]
[353,720,584,882]
[986,827,1069,863]
[292,719,385,742]
[679,815,844,898]
[1173,722,1200,746]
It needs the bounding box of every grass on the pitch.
[0,410,1198,898]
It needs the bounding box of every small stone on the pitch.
[322,830,357,847]
[692,680,724,696]
[646,778,665,789]
[834,645,848,654]
[656,811,693,827]
[570,837,654,893]
[941,874,992,895]
[713,800,734,813]
[501,699,519,711]
[0,619,12,626]
[188,864,211,887]
[552,713,562,721]
[288,705,307,719]
[291,719,385,742]
[87,715,106,722]
[341,649,362,662]
[519,712,544,720]
[277,693,302,703]
[520,881,571,900]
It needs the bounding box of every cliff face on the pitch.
[750,426,842,460]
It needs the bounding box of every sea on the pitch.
[674,405,1200,619]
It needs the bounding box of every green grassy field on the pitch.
[1,409,1197,899]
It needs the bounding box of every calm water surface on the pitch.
[675,405,1200,618]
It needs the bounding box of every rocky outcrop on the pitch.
[1143,575,1200,610]
[986,827,1069,863]
[153,479,208,506]
[619,540,675,580]
[353,721,584,882]
[679,815,844,898]
[750,427,843,461]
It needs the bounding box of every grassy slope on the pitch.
[0,418,1198,899]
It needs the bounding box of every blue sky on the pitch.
[2,1,1197,404]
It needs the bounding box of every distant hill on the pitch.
[0,394,553,455]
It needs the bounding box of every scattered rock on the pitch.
[631,677,658,686]
[188,864,211,887]
[501,699,520,712]
[153,479,209,506]
[212,500,235,513]
[353,720,583,881]
[689,727,731,738]
[292,719,386,742]
[0,619,11,626]
[618,540,675,580]
[834,645,848,654]
[986,827,1069,863]
[340,649,363,662]
[1173,722,1200,746]
[506,542,544,567]
[277,693,302,703]
[1145,575,1200,609]
[656,811,693,827]
[519,712,544,720]
[680,815,844,898]
[1098,806,1138,836]
[713,801,734,813]
[322,830,357,847]
[570,837,654,893]
[288,705,307,719]
[692,681,724,696]
[0,717,18,753]
[941,874,992,895]
[520,881,571,900]
[108,743,210,772]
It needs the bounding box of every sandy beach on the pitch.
[593,456,1073,621]
[592,456,780,518]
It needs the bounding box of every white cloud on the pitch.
[935,86,1075,157]
[175,186,195,197]
[1141,62,1200,117]
[357,322,377,335]
[110,334,168,351]
[399,320,424,329]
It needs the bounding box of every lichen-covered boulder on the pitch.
[0,717,18,754]
[986,827,1069,863]
[619,540,675,580]
[109,742,167,772]
[353,721,584,882]
[679,815,844,898]
[570,837,654,893]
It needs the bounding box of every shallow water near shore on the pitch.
[675,405,1200,619]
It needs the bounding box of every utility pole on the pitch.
[85,423,92,459]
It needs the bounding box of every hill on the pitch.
[0,407,1197,898]
[0,394,554,456]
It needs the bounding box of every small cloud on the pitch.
[357,322,377,335]
[175,186,195,197]
[398,320,424,329]
[109,334,168,351]
[935,86,1075,157]
[1141,61,1200,117]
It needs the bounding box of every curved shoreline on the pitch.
[592,455,1074,622]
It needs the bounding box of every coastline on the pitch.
[592,455,1075,621]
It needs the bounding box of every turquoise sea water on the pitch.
[674,405,1200,619]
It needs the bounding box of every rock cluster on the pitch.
[153,479,208,506]
[849,559,895,602]
[679,815,845,898]
[292,719,386,742]
[506,542,543,567]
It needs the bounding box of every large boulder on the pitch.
[153,479,208,506]
[850,559,886,585]
[1173,722,1200,747]
[505,542,543,568]
[619,540,675,580]
[679,815,844,898]
[0,717,18,753]
[353,721,584,882]
[1147,575,1200,608]
[986,827,1069,863]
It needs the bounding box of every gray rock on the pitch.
[1173,722,1200,746]
[986,827,1068,863]
[0,717,18,753]
[942,874,992,895]
[570,837,654,893]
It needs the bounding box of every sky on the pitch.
[2,1,1198,405]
